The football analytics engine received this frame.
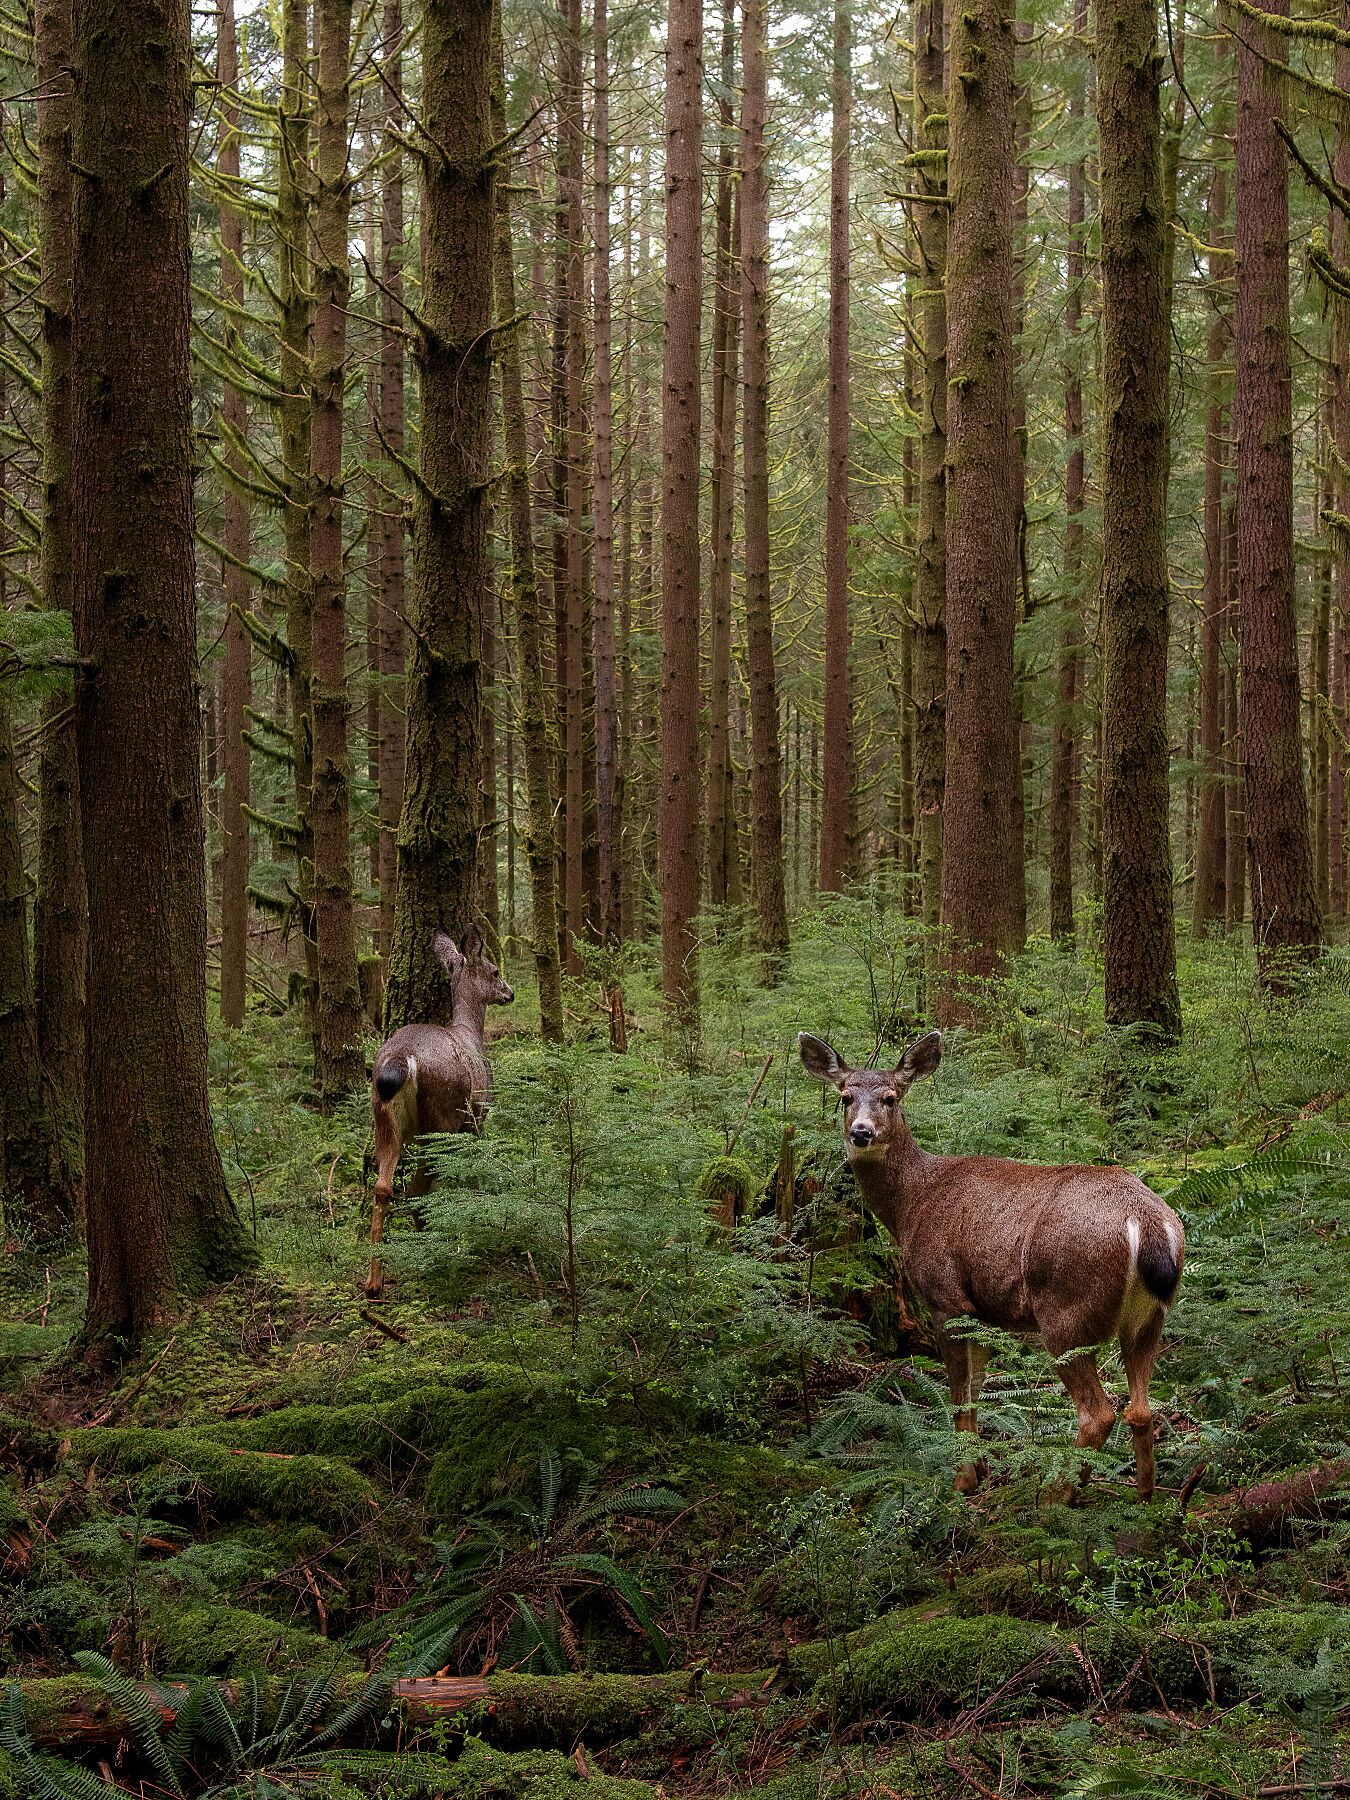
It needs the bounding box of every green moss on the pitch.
[817,1610,1063,1717]
[695,1156,760,1225]
[69,1431,376,1527]
[0,1481,29,1535]
[0,1748,20,1800]
[484,1674,682,1744]
[444,1739,658,1800]
[950,1562,1055,1621]
[150,1600,346,1676]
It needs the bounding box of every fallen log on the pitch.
[1193,1458,1350,1545]
[15,1668,775,1755]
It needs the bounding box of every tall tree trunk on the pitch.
[33,0,85,1184]
[309,0,364,1097]
[706,0,740,913]
[820,0,854,893]
[1049,0,1088,944]
[659,0,705,1020]
[377,0,406,965]
[0,179,75,1242]
[278,0,318,1049]
[218,0,252,1029]
[1234,0,1321,977]
[937,0,1018,1021]
[592,0,619,944]
[558,0,586,968]
[912,0,946,934]
[1096,0,1180,1039]
[493,40,564,1039]
[1193,139,1230,938]
[1332,29,1350,922]
[1224,495,1246,931]
[384,0,493,1027]
[71,0,250,1349]
[1312,502,1331,915]
[740,0,790,967]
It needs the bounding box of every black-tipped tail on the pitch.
[1137,1235,1180,1304]
[374,1055,408,1103]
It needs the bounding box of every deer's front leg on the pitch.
[935,1320,989,1494]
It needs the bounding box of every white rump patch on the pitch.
[1125,1215,1141,1270]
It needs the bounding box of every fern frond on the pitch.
[561,1552,669,1665]
[71,1653,183,1799]
[395,1590,485,1677]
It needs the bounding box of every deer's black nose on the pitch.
[849,1123,875,1148]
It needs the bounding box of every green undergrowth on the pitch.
[2,915,1349,1791]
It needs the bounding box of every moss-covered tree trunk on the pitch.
[1330,30,1350,924]
[1234,0,1321,980]
[377,0,406,966]
[936,0,1018,1023]
[308,0,364,1097]
[911,0,947,934]
[1095,0,1180,1040]
[384,0,493,1030]
[70,0,251,1350]
[492,36,564,1042]
[218,0,251,1029]
[740,0,789,971]
[33,0,85,1186]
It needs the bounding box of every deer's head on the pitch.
[433,923,514,1010]
[798,1030,942,1160]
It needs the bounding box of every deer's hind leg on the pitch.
[367,1101,403,1298]
[937,1324,990,1494]
[1120,1304,1166,1502]
[1055,1352,1118,1475]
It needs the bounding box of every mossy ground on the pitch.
[2,926,1349,1794]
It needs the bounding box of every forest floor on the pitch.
[2,901,1350,1799]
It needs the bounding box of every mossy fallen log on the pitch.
[14,1668,773,1754]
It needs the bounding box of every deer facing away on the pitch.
[365,926,514,1296]
[799,1029,1184,1500]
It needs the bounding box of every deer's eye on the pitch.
[840,1092,854,1106]
[881,1094,896,1106]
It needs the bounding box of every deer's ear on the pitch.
[462,922,485,960]
[898,1030,942,1084]
[432,931,462,972]
[799,1033,848,1086]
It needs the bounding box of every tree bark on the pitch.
[278,0,319,1053]
[1096,0,1180,1039]
[1193,137,1231,938]
[492,40,564,1041]
[33,0,86,1185]
[659,0,705,1020]
[819,0,854,893]
[1235,0,1321,978]
[912,0,947,935]
[1332,30,1350,921]
[384,0,493,1029]
[740,0,790,969]
[308,0,364,1098]
[218,0,252,1030]
[377,0,406,966]
[0,673,74,1241]
[1049,0,1088,944]
[557,0,586,969]
[706,0,740,913]
[592,0,619,945]
[70,0,251,1349]
[937,0,1018,1022]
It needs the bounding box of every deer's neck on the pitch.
[449,992,488,1049]
[849,1122,932,1244]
